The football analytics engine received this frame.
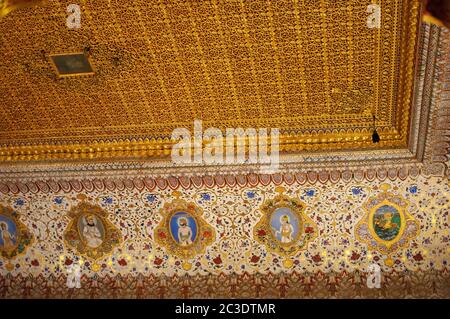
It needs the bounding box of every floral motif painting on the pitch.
[0,174,448,298]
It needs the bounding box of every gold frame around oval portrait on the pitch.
[63,201,122,271]
[253,187,318,268]
[154,192,216,270]
[0,205,34,271]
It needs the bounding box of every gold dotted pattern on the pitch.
[0,0,420,160]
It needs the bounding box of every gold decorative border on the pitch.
[0,130,407,162]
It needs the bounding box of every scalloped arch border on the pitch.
[0,166,424,194]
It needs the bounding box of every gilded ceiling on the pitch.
[0,0,421,162]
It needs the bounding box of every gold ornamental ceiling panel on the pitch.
[0,0,421,162]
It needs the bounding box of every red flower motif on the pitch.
[311,254,322,263]
[158,231,167,239]
[351,252,360,261]
[118,258,127,266]
[67,232,77,240]
[203,230,212,238]
[305,226,314,234]
[31,259,39,267]
[257,229,266,236]
[154,257,163,266]
[213,256,222,265]
[413,253,423,261]
[250,255,260,263]
[64,258,73,266]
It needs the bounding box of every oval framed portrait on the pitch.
[169,211,198,247]
[77,213,106,249]
[270,207,301,245]
[370,202,405,245]
[0,215,18,253]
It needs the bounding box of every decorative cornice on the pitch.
[422,26,450,176]
[0,166,423,194]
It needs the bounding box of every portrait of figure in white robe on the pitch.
[0,220,16,252]
[170,212,197,247]
[177,217,193,246]
[270,208,299,244]
[81,214,103,248]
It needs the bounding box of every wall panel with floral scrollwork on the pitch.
[0,173,448,298]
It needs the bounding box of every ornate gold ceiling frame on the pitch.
[0,5,448,184]
[1,21,447,183]
[0,1,422,162]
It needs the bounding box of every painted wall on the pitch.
[0,174,448,298]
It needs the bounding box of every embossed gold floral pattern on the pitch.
[0,0,421,161]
